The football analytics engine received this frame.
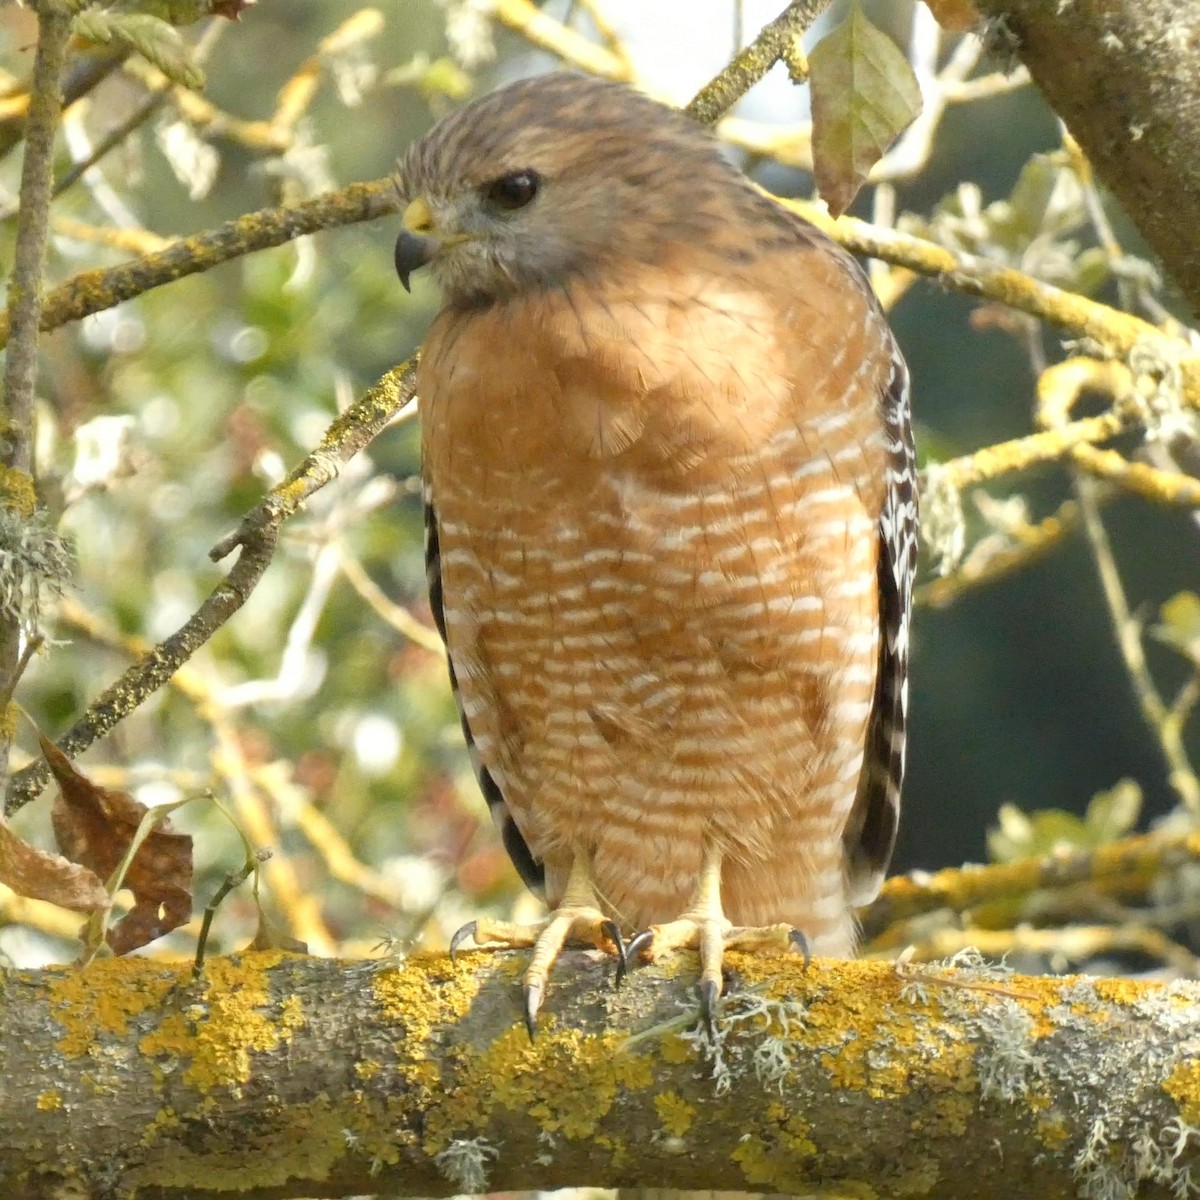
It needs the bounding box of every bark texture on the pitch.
[974,0,1200,316]
[1,950,1199,1200]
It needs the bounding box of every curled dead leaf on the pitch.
[41,735,193,955]
[0,820,108,912]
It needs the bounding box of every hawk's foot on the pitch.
[630,918,805,1031]
[448,866,623,1037]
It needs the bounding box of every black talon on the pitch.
[624,928,655,971]
[789,928,812,970]
[601,920,628,989]
[700,978,720,1039]
[523,982,542,1042]
[449,920,478,965]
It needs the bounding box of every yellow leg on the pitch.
[449,858,621,1036]
[635,844,805,1028]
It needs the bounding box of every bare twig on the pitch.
[492,0,632,81]
[2,4,70,475]
[338,549,444,657]
[1076,477,1200,816]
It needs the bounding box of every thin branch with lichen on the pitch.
[0,178,399,347]
[858,827,1200,945]
[686,0,831,125]
[0,2,73,799]
[916,497,1080,609]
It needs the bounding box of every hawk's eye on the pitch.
[483,170,540,211]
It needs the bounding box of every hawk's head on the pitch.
[394,73,743,307]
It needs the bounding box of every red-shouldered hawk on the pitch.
[395,73,917,1033]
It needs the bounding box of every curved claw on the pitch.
[449,920,478,966]
[601,919,627,989]
[788,928,812,970]
[619,921,657,979]
[700,977,720,1039]
[523,979,543,1041]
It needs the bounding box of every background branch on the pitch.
[974,0,1200,317]
[859,827,1200,943]
[0,3,72,796]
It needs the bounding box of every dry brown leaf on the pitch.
[924,0,982,33]
[41,735,193,955]
[0,819,108,912]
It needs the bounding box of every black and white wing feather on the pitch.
[843,346,918,906]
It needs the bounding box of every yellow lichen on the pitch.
[1035,1110,1072,1149]
[141,1107,181,1148]
[130,1093,355,1193]
[0,465,36,516]
[47,959,183,1059]
[766,1101,816,1158]
[659,1031,692,1064]
[1164,1059,1200,1126]
[371,949,483,1100]
[426,1016,654,1147]
[131,953,303,1093]
[36,1090,62,1111]
[732,1129,872,1198]
[654,1091,695,1137]
[279,994,306,1032]
[1092,978,1146,1007]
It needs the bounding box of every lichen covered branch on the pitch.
[859,828,1200,944]
[2,950,1197,1200]
[0,179,400,348]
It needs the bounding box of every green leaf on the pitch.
[987,803,1091,862]
[74,11,206,90]
[1085,779,1142,843]
[809,1,922,217]
[1153,591,1200,664]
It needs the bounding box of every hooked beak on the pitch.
[395,196,438,292]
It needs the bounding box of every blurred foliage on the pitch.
[987,779,1142,863]
[1,0,1198,981]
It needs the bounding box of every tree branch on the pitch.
[686,0,830,124]
[0,2,72,798]
[973,0,1200,318]
[859,827,1200,944]
[0,179,400,348]
[2,950,1198,1200]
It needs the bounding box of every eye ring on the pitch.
[483,170,541,211]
